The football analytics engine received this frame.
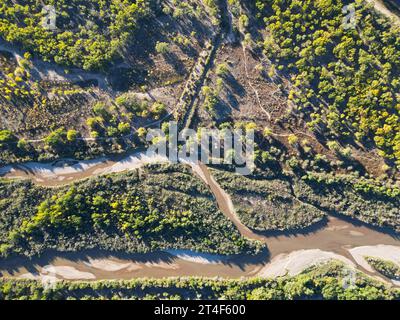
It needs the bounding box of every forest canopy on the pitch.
[0,0,151,70]
[257,0,400,167]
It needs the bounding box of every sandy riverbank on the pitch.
[257,249,355,278]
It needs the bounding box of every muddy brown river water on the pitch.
[0,152,399,283]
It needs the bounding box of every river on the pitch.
[0,152,399,284]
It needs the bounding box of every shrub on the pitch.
[155,41,170,54]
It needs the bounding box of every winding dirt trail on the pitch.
[0,39,109,90]
[241,44,271,121]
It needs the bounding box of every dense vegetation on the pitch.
[0,51,168,164]
[211,168,325,231]
[366,256,400,280]
[296,171,400,231]
[0,0,220,164]
[1,0,400,302]
[0,0,150,70]
[1,262,398,300]
[210,165,400,232]
[0,164,262,257]
[257,0,400,167]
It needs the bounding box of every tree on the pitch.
[288,134,299,146]
[155,41,170,54]
[150,102,166,119]
[216,63,229,77]
[45,128,67,149]
[118,122,131,135]
[137,127,147,138]
[17,138,27,150]
[0,130,16,147]
[67,129,78,142]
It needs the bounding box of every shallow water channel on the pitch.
[0,152,399,283]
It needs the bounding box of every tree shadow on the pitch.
[382,0,400,16]
[163,51,187,76]
[251,217,329,238]
[224,73,246,98]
